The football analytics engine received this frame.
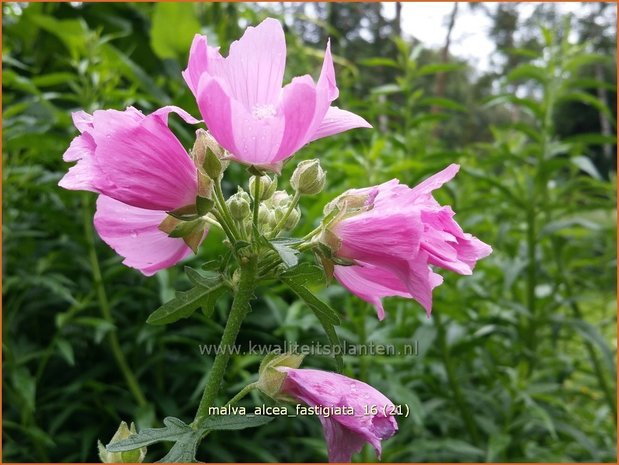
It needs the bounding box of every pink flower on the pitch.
[59,106,200,211]
[278,368,398,462]
[327,164,492,319]
[94,196,196,276]
[59,106,207,275]
[183,18,371,170]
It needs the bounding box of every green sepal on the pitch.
[196,196,215,216]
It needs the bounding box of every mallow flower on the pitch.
[321,164,492,319]
[183,17,371,171]
[59,106,207,275]
[276,368,398,462]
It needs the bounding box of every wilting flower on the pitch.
[323,164,492,319]
[59,106,207,275]
[276,368,397,462]
[183,18,371,170]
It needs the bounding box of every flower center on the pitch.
[252,104,276,120]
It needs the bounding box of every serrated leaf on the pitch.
[147,280,224,325]
[185,267,220,288]
[107,417,191,452]
[269,241,299,268]
[280,263,325,286]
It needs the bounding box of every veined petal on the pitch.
[279,368,398,462]
[90,107,198,211]
[196,76,239,156]
[94,196,202,276]
[334,263,410,320]
[224,17,286,108]
[72,110,93,133]
[273,75,318,161]
[410,163,460,197]
[309,106,372,143]
[58,133,98,192]
[183,34,209,97]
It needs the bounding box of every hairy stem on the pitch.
[225,382,258,407]
[193,254,258,427]
[252,173,261,239]
[82,195,147,407]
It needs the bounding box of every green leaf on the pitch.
[280,263,325,286]
[507,63,547,84]
[150,3,201,59]
[107,417,191,452]
[56,339,75,366]
[147,279,224,325]
[268,241,299,268]
[202,414,274,431]
[571,156,602,180]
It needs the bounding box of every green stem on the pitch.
[225,382,258,407]
[252,172,261,239]
[193,254,258,427]
[82,195,147,407]
[213,178,241,241]
[302,224,322,241]
[434,311,479,445]
[269,191,301,238]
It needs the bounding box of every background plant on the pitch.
[3,2,616,462]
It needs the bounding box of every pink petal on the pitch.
[196,76,239,156]
[90,107,198,211]
[279,368,398,462]
[320,416,367,462]
[309,106,372,143]
[273,75,318,161]
[72,110,93,133]
[410,163,460,197]
[197,75,285,166]
[152,105,201,125]
[224,17,286,108]
[183,34,209,97]
[93,196,200,276]
[334,263,410,320]
[58,133,98,191]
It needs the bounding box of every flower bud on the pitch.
[249,175,277,201]
[258,205,272,225]
[290,159,326,195]
[269,190,293,208]
[98,421,146,463]
[192,129,229,179]
[227,189,251,220]
[257,353,305,400]
[284,207,301,231]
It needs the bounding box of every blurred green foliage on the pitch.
[2,2,616,462]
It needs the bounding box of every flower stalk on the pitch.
[192,254,258,428]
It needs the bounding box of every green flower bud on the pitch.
[98,421,146,463]
[290,159,326,195]
[191,129,229,178]
[258,205,272,225]
[257,353,305,400]
[284,207,301,231]
[227,189,251,220]
[269,190,293,208]
[249,175,277,201]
